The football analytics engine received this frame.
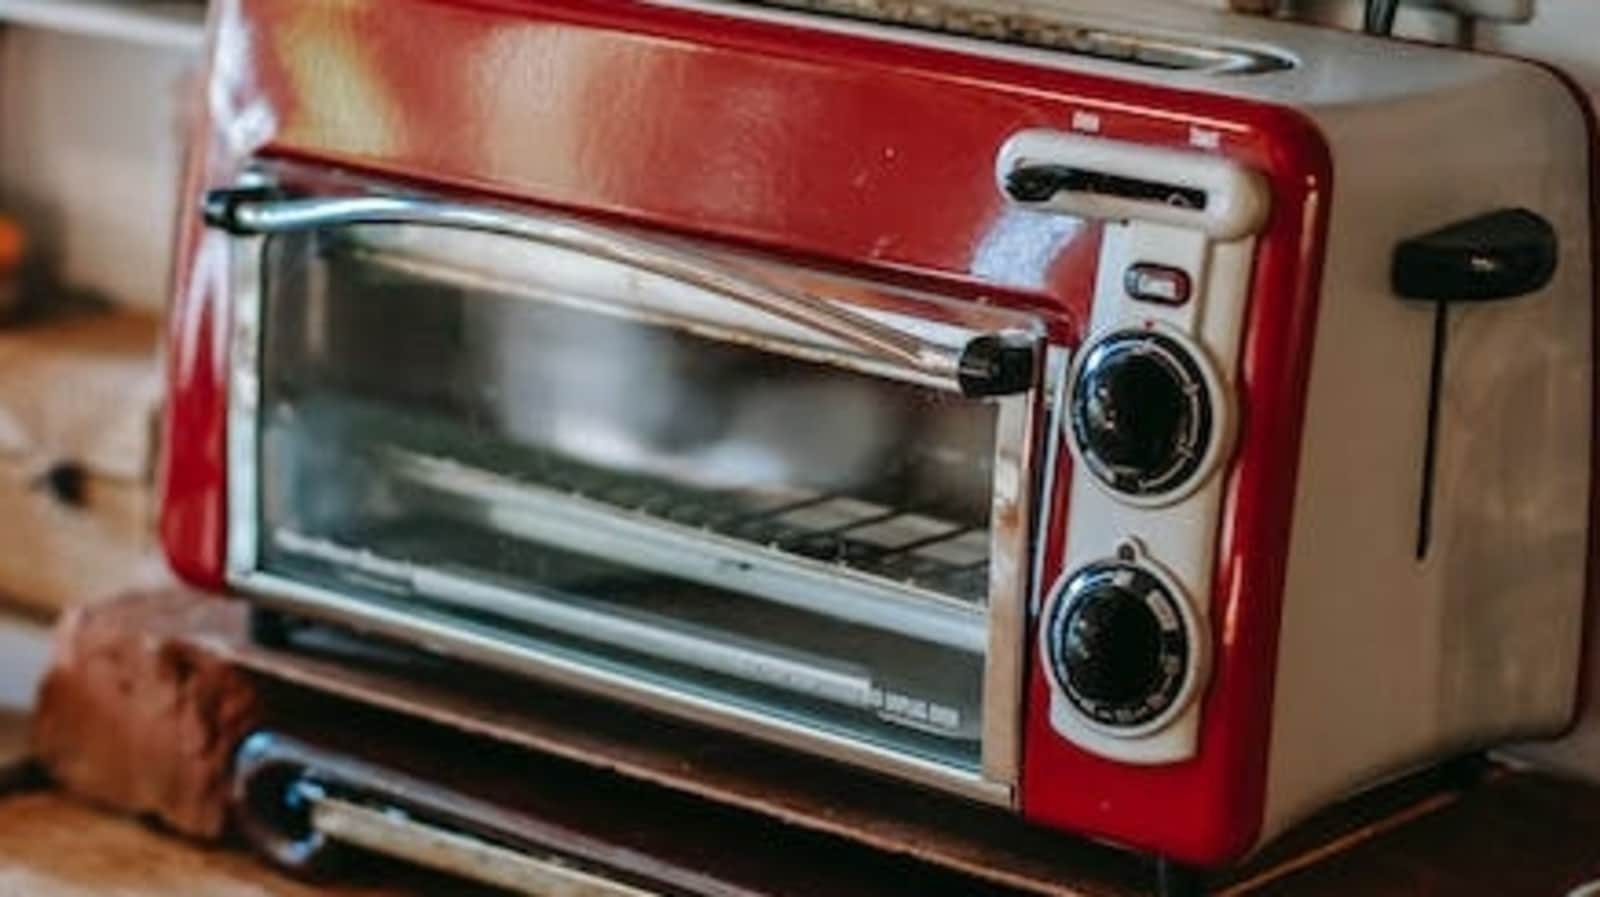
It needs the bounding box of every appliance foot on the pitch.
[1157,858,1207,897]
[248,606,296,649]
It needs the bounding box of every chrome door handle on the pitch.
[305,791,660,897]
[204,187,1038,398]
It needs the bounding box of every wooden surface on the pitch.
[1226,768,1600,896]
[0,790,425,897]
[0,310,166,615]
[5,765,1600,897]
[28,588,1600,896]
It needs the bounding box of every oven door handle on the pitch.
[203,189,1038,398]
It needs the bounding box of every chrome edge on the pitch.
[214,192,978,392]
[235,570,1012,806]
[664,0,1296,76]
[1029,346,1072,618]
[306,790,662,897]
[976,345,1065,789]
[225,231,264,580]
[977,388,1030,788]
[343,241,970,393]
[273,528,882,711]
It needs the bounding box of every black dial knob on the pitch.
[1046,563,1191,730]
[1070,331,1213,498]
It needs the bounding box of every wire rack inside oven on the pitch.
[283,396,996,608]
[542,454,994,604]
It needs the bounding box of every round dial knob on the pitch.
[1070,331,1213,499]
[1046,562,1191,730]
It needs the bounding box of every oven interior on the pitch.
[245,222,1040,772]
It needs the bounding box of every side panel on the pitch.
[1263,62,1596,840]
[160,0,1329,865]
[1506,65,1600,783]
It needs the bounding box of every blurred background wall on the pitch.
[1283,0,1600,96]
[0,8,199,313]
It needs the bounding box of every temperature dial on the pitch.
[1046,562,1191,730]
[1070,330,1214,499]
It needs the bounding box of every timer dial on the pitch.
[1070,330,1214,499]
[1046,562,1192,731]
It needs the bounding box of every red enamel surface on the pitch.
[1028,128,1330,866]
[159,106,239,591]
[160,0,1332,865]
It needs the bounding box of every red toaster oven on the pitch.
[161,0,1598,879]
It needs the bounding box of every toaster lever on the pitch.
[1392,208,1558,302]
[1394,208,1557,559]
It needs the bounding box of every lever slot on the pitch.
[1395,208,1558,559]
[1005,164,1210,212]
[718,0,1295,75]
[996,131,1269,240]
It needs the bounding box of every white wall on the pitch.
[1476,0,1600,98]
[0,29,197,313]
[1276,0,1599,100]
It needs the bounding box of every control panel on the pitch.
[998,131,1267,764]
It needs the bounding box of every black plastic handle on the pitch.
[1392,208,1558,303]
[957,333,1038,398]
[1397,208,1559,560]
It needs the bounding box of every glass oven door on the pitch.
[216,172,1061,801]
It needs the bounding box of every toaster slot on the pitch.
[1005,165,1211,212]
[997,131,1270,241]
[714,0,1294,75]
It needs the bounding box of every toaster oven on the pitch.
[162,0,1598,877]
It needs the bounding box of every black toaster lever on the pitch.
[1394,208,1558,560]
[1392,208,1558,303]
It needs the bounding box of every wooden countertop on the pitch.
[21,589,1600,896]
[0,789,494,897]
[0,790,400,896]
[4,767,1600,897]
